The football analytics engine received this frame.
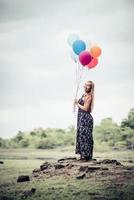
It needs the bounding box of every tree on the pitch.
[0,137,7,148]
[94,118,122,147]
[30,131,36,136]
[121,108,134,130]
[13,131,24,143]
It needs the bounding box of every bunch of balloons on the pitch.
[67,33,102,69]
[67,33,102,116]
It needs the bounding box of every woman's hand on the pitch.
[73,99,78,106]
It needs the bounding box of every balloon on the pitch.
[79,51,92,66]
[73,40,86,55]
[87,57,98,69]
[90,46,102,57]
[70,49,78,63]
[67,33,79,46]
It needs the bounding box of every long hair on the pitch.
[86,80,95,113]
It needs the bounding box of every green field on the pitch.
[0,147,134,200]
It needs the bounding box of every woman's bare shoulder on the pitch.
[84,94,92,102]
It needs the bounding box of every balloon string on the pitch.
[72,65,90,118]
[76,60,79,87]
[72,61,84,117]
[83,66,90,80]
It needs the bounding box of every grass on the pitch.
[0,147,134,200]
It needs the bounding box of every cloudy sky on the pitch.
[0,0,134,138]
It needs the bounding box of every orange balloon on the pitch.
[87,58,98,69]
[90,46,102,58]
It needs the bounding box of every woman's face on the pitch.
[84,82,92,93]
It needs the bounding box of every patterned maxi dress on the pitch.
[75,94,94,159]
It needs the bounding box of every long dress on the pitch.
[75,94,94,159]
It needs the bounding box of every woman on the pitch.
[73,80,95,161]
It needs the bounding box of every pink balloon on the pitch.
[87,57,98,69]
[79,51,92,66]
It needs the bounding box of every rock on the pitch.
[33,173,39,177]
[17,175,30,182]
[54,163,66,169]
[79,165,108,173]
[79,166,89,172]
[87,166,102,172]
[40,161,52,171]
[22,188,36,198]
[58,157,77,162]
[128,160,133,163]
[67,164,74,169]
[98,159,122,165]
[101,167,109,170]
[125,166,134,171]
[76,173,86,179]
[33,168,40,173]
[0,161,4,164]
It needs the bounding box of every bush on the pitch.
[36,138,56,149]
[19,138,29,148]
[0,113,133,150]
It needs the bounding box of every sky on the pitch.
[0,0,134,138]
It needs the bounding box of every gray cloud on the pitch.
[0,0,134,138]
[0,0,133,23]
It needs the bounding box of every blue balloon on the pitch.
[72,40,86,55]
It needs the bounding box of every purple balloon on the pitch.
[79,51,92,66]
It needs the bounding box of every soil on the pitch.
[32,157,134,184]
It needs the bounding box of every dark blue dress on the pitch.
[75,94,94,159]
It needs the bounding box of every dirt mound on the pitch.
[32,157,134,183]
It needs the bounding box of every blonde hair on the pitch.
[86,80,95,113]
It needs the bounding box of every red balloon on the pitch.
[79,51,92,66]
[87,57,98,69]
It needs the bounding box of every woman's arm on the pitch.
[75,96,92,112]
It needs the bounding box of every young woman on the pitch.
[73,80,95,161]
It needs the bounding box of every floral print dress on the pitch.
[75,94,94,159]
